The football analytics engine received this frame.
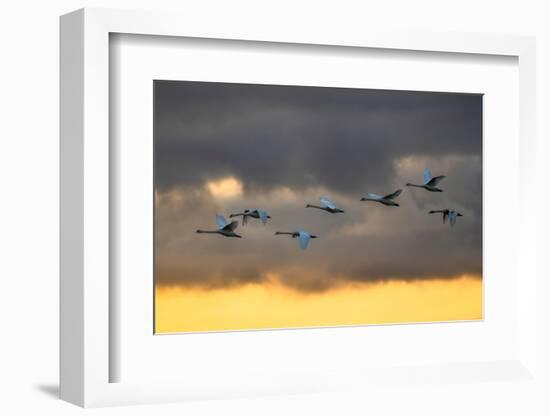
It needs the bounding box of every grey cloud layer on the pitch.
[155,81,482,291]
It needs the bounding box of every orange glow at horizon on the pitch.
[155,275,482,334]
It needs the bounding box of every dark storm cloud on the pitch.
[154,81,482,291]
[156,81,482,194]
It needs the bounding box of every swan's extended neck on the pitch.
[306,204,324,210]
[406,183,423,188]
[275,231,294,235]
[196,229,218,234]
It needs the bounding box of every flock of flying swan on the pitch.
[196,167,463,249]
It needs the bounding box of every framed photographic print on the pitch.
[60,8,540,409]
[153,80,483,335]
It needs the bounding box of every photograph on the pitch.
[154,80,483,334]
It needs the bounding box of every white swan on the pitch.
[360,189,402,206]
[428,209,463,226]
[306,197,344,214]
[196,214,242,238]
[275,229,318,249]
[230,209,271,225]
[406,168,446,192]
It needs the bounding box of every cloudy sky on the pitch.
[153,80,482,332]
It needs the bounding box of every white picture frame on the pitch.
[60,7,539,408]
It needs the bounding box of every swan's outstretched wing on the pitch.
[427,175,446,187]
[320,197,336,210]
[216,214,228,229]
[384,189,402,200]
[367,193,383,200]
[298,230,311,250]
[223,220,239,231]
[449,210,457,226]
[423,167,432,185]
[258,209,268,224]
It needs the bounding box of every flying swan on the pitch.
[306,197,345,214]
[196,214,242,238]
[275,229,318,250]
[406,168,446,192]
[428,209,463,226]
[360,189,402,206]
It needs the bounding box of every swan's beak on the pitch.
[360,197,366,201]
